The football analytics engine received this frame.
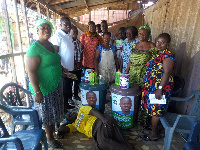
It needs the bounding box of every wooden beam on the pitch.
[107,7,109,24]
[20,0,30,46]
[0,52,26,59]
[37,0,65,16]
[89,11,91,21]
[58,0,85,9]
[1,0,17,83]
[47,8,50,20]
[84,0,90,11]
[48,0,72,5]
[20,0,30,103]
[37,1,42,18]
[14,0,22,52]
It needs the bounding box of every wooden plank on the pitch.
[53,12,57,32]
[107,7,109,23]
[14,0,28,106]
[37,2,42,18]
[48,0,72,5]
[14,0,22,52]
[89,11,91,21]
[20,0,30,46]
[84,0,90,11]
[47,8,50,20]
[1,0,17,83]
[59,0,85,9]
[37,0,65,16]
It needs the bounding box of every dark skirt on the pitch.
[92,114,133,150]
[34,80,64,126]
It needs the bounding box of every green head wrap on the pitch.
[139,25,151,37]
[35,18,54,34]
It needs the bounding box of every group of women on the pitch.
[118,25,176,141]
[25,17,176,148]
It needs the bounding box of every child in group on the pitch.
[96,24,102,36]
[94,32,119,83]
[114,27,126,65]
[58,91,133,150]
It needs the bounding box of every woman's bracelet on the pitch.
[35,91,41,94]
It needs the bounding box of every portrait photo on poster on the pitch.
[111,93,134,116]
[80,89,99,109]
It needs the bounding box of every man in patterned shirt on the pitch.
[70,26,83,101]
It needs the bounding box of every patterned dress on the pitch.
[121,38,139,73]
[141,49,176,117]
[129,43,157,87]
[80,31,103,68]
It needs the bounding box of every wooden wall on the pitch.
[144,0,200,99]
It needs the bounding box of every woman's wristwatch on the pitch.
[158,86,163,89]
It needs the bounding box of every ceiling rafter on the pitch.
[61,1,126,12]
[36,0,65,15]
[58,0,118,9]
[83,0,90,11]
[48,0,73,5]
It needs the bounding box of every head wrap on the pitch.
[139,25,151,37]
[35,18,54,34]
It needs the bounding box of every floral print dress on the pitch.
[141,49,176,117]
[121,38,139,73]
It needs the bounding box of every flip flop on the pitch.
[141,135,158,141]
[48,140,63,148]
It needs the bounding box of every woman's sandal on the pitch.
[141,135,158,141]
[48,140,63,148]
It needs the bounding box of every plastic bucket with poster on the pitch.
[110,84,141,129]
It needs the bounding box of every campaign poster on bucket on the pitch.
[80,88,99,109]
[111,93,134,129]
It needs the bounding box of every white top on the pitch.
[51,29,74,71]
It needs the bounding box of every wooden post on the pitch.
[126,3,128,27]
[89,11,91,21]
[47,8,50,21]
[37,2,41,18]
[20,0,30,46]
[1,0,17,83]
[20,0,31,107]
[14,0,22,52]
[107,7,109,23]
[53,13,57,33]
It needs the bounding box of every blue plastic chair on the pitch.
[160,90,200,150]
[0,82,34,134]
[0,103,48,150]
[183,121,200,150]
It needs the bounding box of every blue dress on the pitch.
[121,38,139,73]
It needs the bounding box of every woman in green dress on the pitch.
[125,26,156,125]
[125,26,156,87]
